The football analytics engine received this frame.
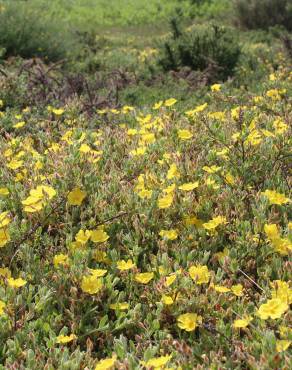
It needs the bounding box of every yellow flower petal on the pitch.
[134,272,154,284]
[67,188,87,206]
[177,313,202,332]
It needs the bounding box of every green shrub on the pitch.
[157,20,241,80]
[234,0,292,31]
[0,1,78,62]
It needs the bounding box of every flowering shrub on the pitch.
[0,57,291,369]
[0,11,291,370]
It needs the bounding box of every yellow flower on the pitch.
[143,354,172,368]
[178,182,199,191]
[134,272,154,284]
[91,228,109,243]
[279,325,292,339]
[273,119,288,135]
[75,229,92,245]
[130,146,147,156]
[202,165,221,174]
[261,129,275,138]
[159,229,178,240]
[231,132,241,141]
[81,276,103,294]
[79,143,91,153]
[253,96,263,104]
[177,313,202,332]
[165,274,176,287]
[22,185,56,213]
[7,277,27,288]
[257,298,288,320]
[95,355,117,370]
[211,84,221,92]
[164,98,177,107]
[22,196,44,213]
[189,265,210,284]
[117,259,135,271]
[262,190,290,205]
[167,164,180,180]
[209,111,226,121]
[0,267,11,281]
[122,105,134,113]
[232,106,244,120]
[266,89,281,100]
[264,224,291,255]
[264,224,279,240]
[109,302,129,310]
[271,280,292,305]
[231,284,244,297]
[127,128,138,136]
[13,121,26,129]
[0,188,9,196]
[203,216,227,230]
[51,108,64,115]
[246,130,262,146]
[53,254,69,268]
[88,268,108,278]
[214,285,230,293]
[140,133,155,146]
[233,316,252,329]
[153,101,163,110]
[163,184,176,194]
[67,188,87,206]
[7,159,23,170]
[161,295,174,305]
[0,211,11,229]
[272,237,291,256]
[158,194,173,209]
[31,185,56,200]
[137,188,153,199]
[185,103,208,117]
[276,340,291,353]
[56,334,77,344]
[0,300,6,315]
[177,129,193,140]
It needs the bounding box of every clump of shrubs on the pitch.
[0,1,77,62]
[234,0,292,31]
[157,19,241,80]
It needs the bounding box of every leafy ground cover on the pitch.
[0,57,291,369]
[0,0,291,369]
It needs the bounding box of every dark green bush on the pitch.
[0,1,78,62]
[234,0,292,31]
[157,20,241,80]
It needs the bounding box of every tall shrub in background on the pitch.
[234,0,292,31]
[0,1,77,62]
[157,18,241,80]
